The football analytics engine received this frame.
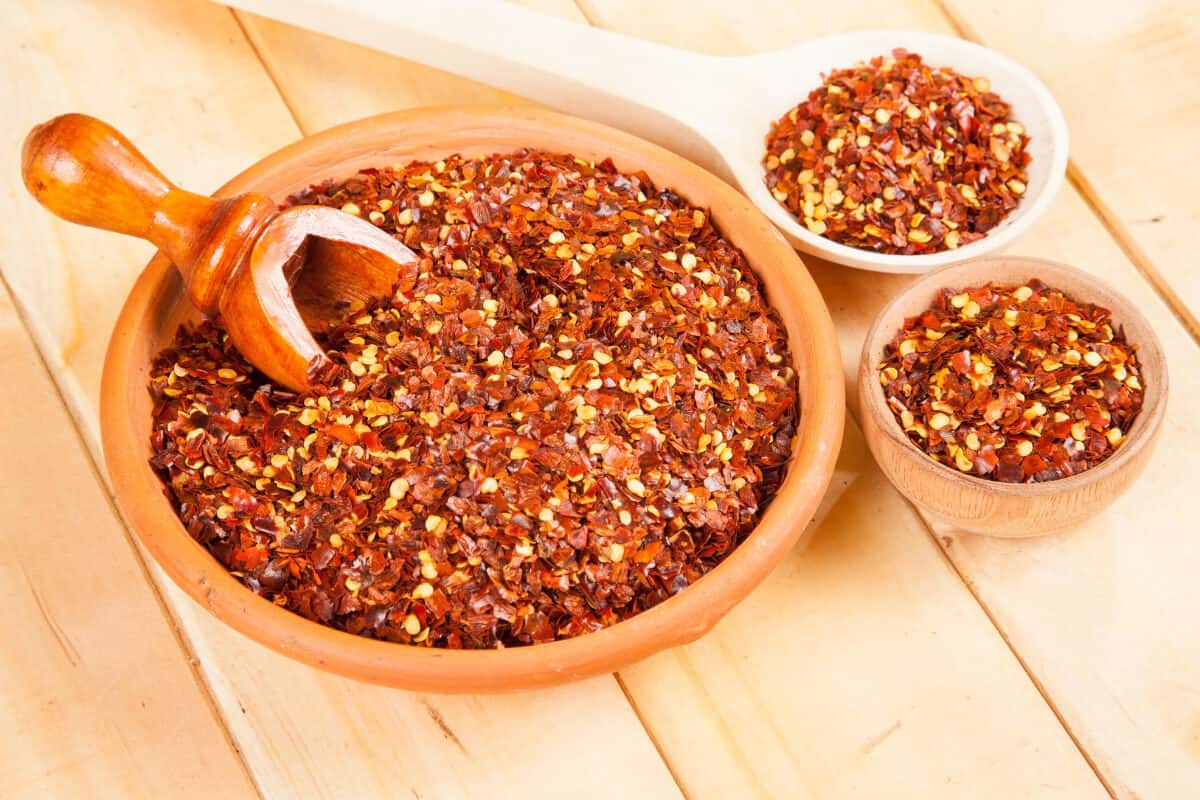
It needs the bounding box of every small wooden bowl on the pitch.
[101,106,845,692]
[858,257,1167,537]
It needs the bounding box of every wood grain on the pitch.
[0,280,258,800]
[0,2,682,797]
[579,1,1200,795]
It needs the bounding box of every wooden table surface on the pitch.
[2,1,1197,797]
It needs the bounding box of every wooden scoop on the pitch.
[21,113,416,391]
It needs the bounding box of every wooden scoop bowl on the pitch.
[21,114,416,390]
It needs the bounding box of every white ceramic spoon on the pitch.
[220,0,1069,274]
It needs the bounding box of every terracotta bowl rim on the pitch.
[857,255,1168,499]
[100,105,845,691]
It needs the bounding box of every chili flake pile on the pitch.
[149,150,798,649]
[763,49,1031,254]
[878,280,1144,482]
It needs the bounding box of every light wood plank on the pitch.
[0,281,259,800]
[581,1,1200,795]
[937,0,1200,338]
[0,2,683,798]
[237,5,1116,798]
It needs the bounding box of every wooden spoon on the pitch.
[21,113,416,391]
[218,0,1068,274]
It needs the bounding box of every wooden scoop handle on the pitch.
[21,114,275,313]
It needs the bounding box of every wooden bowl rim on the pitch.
[858,255,1168,499]
[101,105,845,691]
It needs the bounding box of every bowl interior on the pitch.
[102,106,844,691]
[715,30,1069,273]
[859,256,1167,498]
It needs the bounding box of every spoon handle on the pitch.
[21,114,275,313]
[219,0,731,176]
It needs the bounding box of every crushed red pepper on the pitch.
[878,280,1144,482]
[148,150,798,648]
[763,49,1031,255]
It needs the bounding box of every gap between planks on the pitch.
[0,268,268,800]
[932,0,1200,346]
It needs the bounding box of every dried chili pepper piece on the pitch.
[878,280,1144,482]
[148,150,799,649]
[763,49,1031,255]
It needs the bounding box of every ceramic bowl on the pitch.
[101,106,845,691]
[858,257,1166,537]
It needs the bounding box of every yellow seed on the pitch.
[1071,421,1088,441]
[403,614,421,636]
[344,577,362,592]
[576,405,598,422]
[944,231,960,249]
[898,338,917,357]
[800,130,815,147]
[617,310,632,327]
[340,202,361,216]
[954,449,974,471]
[322,456,338,471]
[487,350,504,367]
[1007,179,1026,195]
[972,76,991,92]
[1083,351,1103,367]
[618,509,633,526]
[538,508,554,523]
[856,134,871,148]
[418,190,435,207]
[965,431,981,451]
[905,105,921,119]
[874,108,891,124]
[424,515,445,534]
[421,563,439,580]
[963,300,981,319]
[510,445,530,460]
[1016,439,1034,457]
[827,136,844,153]
[608,543,625,562]
[680,252,698,270]
[1106,428,1124,447]
[950,293,969,309]
[217,368,238,380]
[929,412,951,431]
[329,533,344,548]
[907,229,932,244]
[390,477,409,500]
[396,208,413,225]
[805,218,827,235]
[479,476,499,494]
[412,582,434,600]
[548,230,566,244]
[594,349,613,365]
[626,477,646,497]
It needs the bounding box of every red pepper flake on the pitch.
[148,150,799,649]
[878,280,1144,482]
[763,49,1031,254]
